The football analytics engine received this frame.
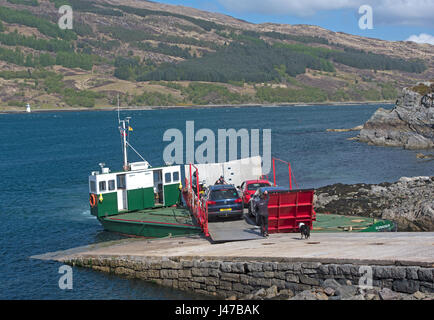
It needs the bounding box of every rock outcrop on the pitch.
[314,176,434,231]
[358,82,434,149]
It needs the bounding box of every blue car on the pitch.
[203,185,243,220]
[249,186,288,225]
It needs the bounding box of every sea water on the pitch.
[0,105,432,299]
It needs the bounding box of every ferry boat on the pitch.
[88,116,397,240]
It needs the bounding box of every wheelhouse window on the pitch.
[108,180,116,191]
[173,172,179,182]
[99,181,106,192]
[90,181,96,193]
[165,172,172,183]
[154,171,162,182]
[117,175,126,189]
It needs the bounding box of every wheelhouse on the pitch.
[89,163,181,218]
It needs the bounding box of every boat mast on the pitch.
[117,94,150,171]
[118,95,130,171]
[121,119,129,171]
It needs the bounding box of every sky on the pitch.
[150,0,434,44]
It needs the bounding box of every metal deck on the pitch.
[206,211,396,243]
[106,207,197,227]
[105,206,394,242]
[208,213,264,242]
[313,214,382,232]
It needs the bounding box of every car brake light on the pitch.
[235,198,242,203]
[207,200,216,205]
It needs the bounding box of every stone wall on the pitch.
[63,255,434,299]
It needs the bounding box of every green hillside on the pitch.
[0,0,432,110]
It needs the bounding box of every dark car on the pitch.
[249,186,287,225]
[203,185,243,220]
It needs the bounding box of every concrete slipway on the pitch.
[32,232,434,299]
[35,232,434,266]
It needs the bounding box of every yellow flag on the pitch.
[128,126,133,132]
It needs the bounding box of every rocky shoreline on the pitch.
[314,176,434,232]
[237,281,434,301]
[357,82,434,149]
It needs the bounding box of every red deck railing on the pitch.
[184,164,209,236]
[272,157,299,190]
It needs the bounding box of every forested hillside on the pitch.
[0,0,432,110]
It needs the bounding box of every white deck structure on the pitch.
[184,156,263,187]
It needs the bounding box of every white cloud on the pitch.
[218,0,434,26]
[374,0,434,26]
[406,33,434,45]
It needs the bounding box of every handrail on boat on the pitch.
[186,163,209,237]
[272,157,299,190]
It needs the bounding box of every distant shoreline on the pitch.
[0,100,395,114]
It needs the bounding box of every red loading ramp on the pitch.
[268,189,315,234]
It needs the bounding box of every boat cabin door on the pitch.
[153,170,164,205]
[162,166,181,207]
[117,174,128,211]
[152,167,181,207]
